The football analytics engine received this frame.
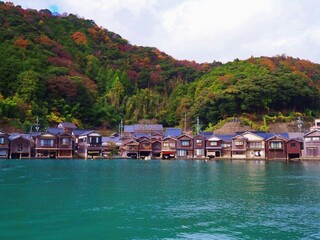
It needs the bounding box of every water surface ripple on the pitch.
[1,159,320,239]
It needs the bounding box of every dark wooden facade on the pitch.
[265,135,288,160]
[0,132,9,158]
[34,133,58,158]
[176,134,194,158]
[161,137,177,159]
[206,136,222,158]
[287,139,302,159]
[193,135,206,158]
[56,133,73,158]
[9,135,33,159]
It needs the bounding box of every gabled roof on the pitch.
[207,136,221,141]
[58,122,78,129]
[72,129,95,136]
[266,134,289,142]
[9,134,32,141]
[215,134,236,142]
[135,133,151,139]
[165,128,182,137]
[134,124,163,132]
[46,127,65,135]
[177,133,193,139]
[303,129,320,137]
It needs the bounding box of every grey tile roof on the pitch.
[165,128,182,137]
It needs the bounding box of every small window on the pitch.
[291,143,296,147]
[210,141,218,146]
[0,137,4,144]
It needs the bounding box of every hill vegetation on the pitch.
[1,2,320,132]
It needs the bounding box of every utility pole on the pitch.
[184,112,187,133]
[196,116,200,135]
[119,119,123,138]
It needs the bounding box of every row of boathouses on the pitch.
[2,120,320,160]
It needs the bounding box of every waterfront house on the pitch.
[265,135,288,160]
[0,131,9,158]
[193,134,206,158]
[240,131,266,159]
[287,138,303,160]
[9,134,33,159]
[121,139,139,158]
[161,136,177,159]
[206,135,223,158]
[152,140,162,158]
[302,130,320,158]
[216,134,234,158]
[231,135,248,159]
[56,132,73,158]
[176,134,194,158]
[34,132,58,158]
[138,137,152,158]
[77,131,103,159]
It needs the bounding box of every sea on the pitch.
[1,159,320,240]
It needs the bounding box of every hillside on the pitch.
[0,2,214,131]
[1,2,320,133]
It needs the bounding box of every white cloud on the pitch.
[9,0,320,63]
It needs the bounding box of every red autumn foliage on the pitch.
[71,32,88,45]
[48,76,78,98]
[14,37,29,49]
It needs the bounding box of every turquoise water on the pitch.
[1,159,320,240]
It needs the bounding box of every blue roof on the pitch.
[135,133,151,139]
[215,134,236,142]
[124,125,134,133]
[165,128,182,137]
[46,127,65,135]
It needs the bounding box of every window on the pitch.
[61,138,70,145]
[0,137,4,144]
[17,144,23,152]
[222,143,230,148]
[195,149,204,156]
[196,139,202,146]
[305,137,312,142]
[270,141,282,149]
[313,137,320,141]
[163,142,169,147]
[210,141,217,146]
[181,140,190,146]
[169,142,175,148]
[249,142,262,148]
[40,139,54,147]
[235,141,244,146]
[177,150,187,157]
[307,147,318,157]
[290,143,296,147]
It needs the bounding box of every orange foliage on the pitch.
[218,74,232,83]
[87,28,98,40]
[259,58,276,71]
[14,37,29,49]
[35,35,54,45]
[71,32,88,45]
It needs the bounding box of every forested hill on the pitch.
[0,2,214,131]
[1,2,320,132]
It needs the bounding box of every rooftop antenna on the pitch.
[35,117,40,132]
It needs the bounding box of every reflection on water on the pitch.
[1,159,320,240]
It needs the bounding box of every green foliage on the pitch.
[1,2,320,131]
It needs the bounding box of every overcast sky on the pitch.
[9,0,320,63]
